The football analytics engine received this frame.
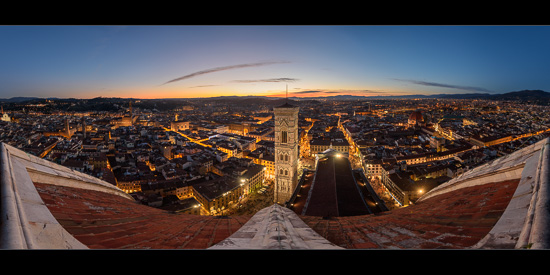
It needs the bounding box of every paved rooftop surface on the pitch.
[209,204,342,249]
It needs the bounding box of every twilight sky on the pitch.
[1,25,550,99]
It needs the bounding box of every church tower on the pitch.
[273,101,299,205]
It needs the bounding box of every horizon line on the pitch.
[0,90,530,101]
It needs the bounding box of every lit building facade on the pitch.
[171,120,190,132]
[273,103,299,205]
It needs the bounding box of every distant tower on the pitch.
[82,117,87,139]
[65,118,71,138]
[274,96,300,205]
[0,106,9,122]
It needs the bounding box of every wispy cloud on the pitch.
[232,78,299,83]
[188,84,219,88]
[393,79,493,93]
[290,89,386,96]
[267,88,392,98]
[161,61,291,86]
[292,90,323,94]
[357,90,386,94]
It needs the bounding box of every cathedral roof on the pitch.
[302,138,550,249]
[298,152,373,217]
[0,142,251,249]
[2,137,550,249]
[409,110,423,121]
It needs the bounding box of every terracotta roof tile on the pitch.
[34,182,252,249]
[299,179,519,249]
[5,138,549,249]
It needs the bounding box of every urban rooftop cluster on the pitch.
[1,96,549,214]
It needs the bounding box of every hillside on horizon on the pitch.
[2,90,550,105]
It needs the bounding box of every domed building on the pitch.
[4,138,550,250]
[1,106,10,122]
[408,110,424,127]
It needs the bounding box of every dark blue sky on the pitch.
[1,25,549,99]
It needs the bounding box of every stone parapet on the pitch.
[0,143,88,249]
[209,204,342,249]
[516,138,550,249]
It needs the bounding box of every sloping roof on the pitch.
[299,178,520,248]
[34,182,250,249]
[299,138,550,249]
[274,102,297,109]
[300,153,371,217]
[0,142,250,249]
[2,137,550,249]
[409,110,423,121]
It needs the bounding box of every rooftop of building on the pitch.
[409,110,424,121]
[296,149,374,217]
[274,101,298,109]
[2,137,550,249]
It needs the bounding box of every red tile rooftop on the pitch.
[299,179,520,249]
[34,182,252,249]
[3,137,550,249]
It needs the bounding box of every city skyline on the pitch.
[3,95,550,249]
[2,25,550,99]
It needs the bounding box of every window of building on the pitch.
[281,131,287,143]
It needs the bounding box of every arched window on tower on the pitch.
[281,131,287,143]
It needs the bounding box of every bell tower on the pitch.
[273,99,299,205]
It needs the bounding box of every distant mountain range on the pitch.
[188,90,550,105]
[0,97,50,103]
[2,90,550,104]
[287,90,550,101]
